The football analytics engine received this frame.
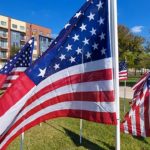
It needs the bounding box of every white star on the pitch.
[54,64,60,70]
[98,17,104,25]
[74,11,82,18]
[92,43,99,50]
[59,54,66,61]
[86,52,92,59]
[65,23,70,29]
[76,47,82,54]
[87,12,95,21]
[66,44,72,51]
[70,57,76,63]
[97,1,103,10]
[101,47,106,55]
[72,34,79,41]
[100,32,105,40]
[80,23,87,31]
[90,28,96,35]
[83,38,89,45]
[38,68,46,78]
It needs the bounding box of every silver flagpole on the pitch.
[110,0,120,150]
[80,119,83,144]
[123,80,127,113]
[20,132,24,150]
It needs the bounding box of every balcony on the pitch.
[0,46,8,51]
[0,33,8,39]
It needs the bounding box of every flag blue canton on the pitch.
[119,61,127,71]
[0,38,34,74]
[26,0,111,85]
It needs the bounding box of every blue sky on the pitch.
[0,0,149,39]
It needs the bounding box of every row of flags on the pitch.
[0,0,117,149]
[121,72,150,137]
[119,61,128,81]
[0,0,148,149]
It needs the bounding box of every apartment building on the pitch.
[0,15,52,67]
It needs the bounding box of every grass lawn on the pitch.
[120,77,140,87]
[8,99,150,150]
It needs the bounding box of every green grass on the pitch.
[7,99,150,150]
[120,77,140,87]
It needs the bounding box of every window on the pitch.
[12,24,17,29]
[0,31,7,37]
[1,21,6,26]
[20,26,25,30]
[0,51,7,58]
[0,40,8,48]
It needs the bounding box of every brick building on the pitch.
[0,15,52,67]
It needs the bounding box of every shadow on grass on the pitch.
[96,140,115,150]
[63,127,114,150]
[43,121,65,134]
[133,136,149,144]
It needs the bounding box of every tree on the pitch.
[118,25,145,71]
[10,46,20,58]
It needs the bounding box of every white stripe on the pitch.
[0,101,116,148]
[0,87,36,135]
[0,59,113,135]
[2,83,11,88]
[6,75,19,80]
[11,67,27,72]
[124,121,129,134]
[140,102,145,137]
[119,77,127,80]
[15,80,114,124]
[34,58,113,94]
[119,74,127,77]
[131,110,137,136]
[0,80,113,134]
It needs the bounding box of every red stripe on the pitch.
[0,73,35,116]
[9,72,24,76]
[119,72,127,75]
[127,116,132,134]
[135,106,141,136]
[119,77,127,81]
[25,91,114,109]
[1,109,116,150]
[23,69,113,107]
[0,74,7,89]
[3,91,114,140]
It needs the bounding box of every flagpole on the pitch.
[20,132,24,150]
[110,0,120,150]
[80,119,83,144]
[123,80,126,113]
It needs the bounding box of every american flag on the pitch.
[0,38,34,90]
[0,0,117,149]
[119,61,128,80]
[121,74,150,137]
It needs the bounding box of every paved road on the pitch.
[119,86,133,99]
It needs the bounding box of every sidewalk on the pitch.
[119,86,133,99]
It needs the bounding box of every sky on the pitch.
[0,0,149,39]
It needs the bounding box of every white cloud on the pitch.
[131,26,144,33]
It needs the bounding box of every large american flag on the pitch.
[0,0,117,149]
[0,38,34,90]
[121,73,150,137]
[119,61,127,81]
